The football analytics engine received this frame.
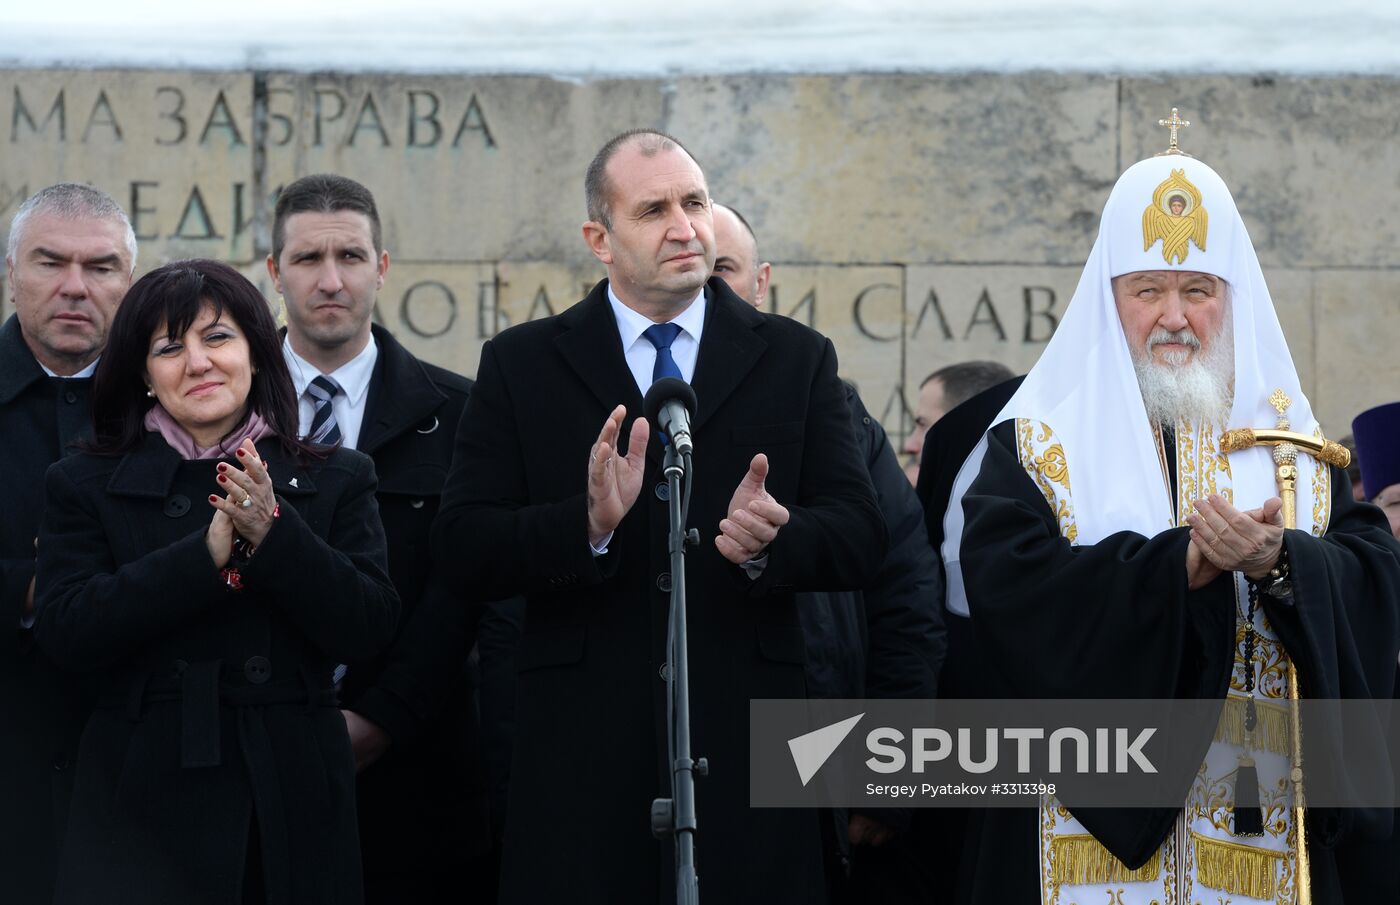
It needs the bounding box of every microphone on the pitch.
[643,377,697,456]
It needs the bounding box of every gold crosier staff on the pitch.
[1219,388,1351,905]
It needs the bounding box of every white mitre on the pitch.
[943,153,1318,615]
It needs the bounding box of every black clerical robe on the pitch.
[954,419,1400,904]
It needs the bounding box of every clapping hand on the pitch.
[1186,493,1285,583]
[715,454,790,565]
[586,406,650,548]
[207,438,279,548]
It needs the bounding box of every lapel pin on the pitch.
[289,477,299,488]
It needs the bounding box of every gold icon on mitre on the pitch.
[1142,169,1208,264]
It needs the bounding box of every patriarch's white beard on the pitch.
[1131,317,1234,428]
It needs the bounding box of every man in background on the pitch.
[903,360,1014,484]
[268,174,488,903]
[714,200,944,903]
[1,183,135,903]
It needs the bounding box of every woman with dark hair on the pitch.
[33,259,399,905]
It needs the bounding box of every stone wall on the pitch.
[2,70,1397,443]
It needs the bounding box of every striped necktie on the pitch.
[643,323,684,384]
[306,375,343,446]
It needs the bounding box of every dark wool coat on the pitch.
[330,324,491,900]
[433,278,888,904]
[34,435,399,905]
[0,314,96,904]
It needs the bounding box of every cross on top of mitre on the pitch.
[1155,107,1193,158]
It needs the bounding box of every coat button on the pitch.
[163,495,190,518]
[654,482,670,501]
[52,753,68,771]
[243,656,271,684]
[410,499,425,509]
[64,390,77,404]
[659,662,671,681]
[656,573,672,592]
[171,659,188,676]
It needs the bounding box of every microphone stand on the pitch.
[651,441,705,905]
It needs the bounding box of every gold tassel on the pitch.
[1192,831,1283,900]
[1050,834,1161,886]
[1214,696,1291,756]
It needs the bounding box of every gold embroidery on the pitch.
[1191,832,1283,900]
[1043,801,1061,905]
[1052,835,1161,886]
[1228,622,1290,701]
[1037,444,1071,488]
[1017,420,1078,543]
[1143,169,1208,264]
[1183,817,1196,904]
[1163,823,1179,905]
[1200,421,1232,505]
[1311,427,1331,537]
[1191,769,1291,837]
[1177,421,1199,526]
[1277,804,1298,903]
[1213,696,1291,757]
[1176,422,1234,527]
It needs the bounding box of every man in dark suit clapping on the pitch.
[433,129,887,904]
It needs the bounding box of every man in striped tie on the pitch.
[434,129,887,904]
[268,174,489,903]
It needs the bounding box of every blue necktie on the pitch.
[643,323,684,385]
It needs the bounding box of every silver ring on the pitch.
[240,497,253,509]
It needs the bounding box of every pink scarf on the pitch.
[143,404,277,460]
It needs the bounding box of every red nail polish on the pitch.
[236,449,246,457]
[217,474,227,483]
[208,495,219,503]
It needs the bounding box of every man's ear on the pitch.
[582,220,612,265]
[755,262,772,309]
[376,249,390,290]
[265,254,282,295]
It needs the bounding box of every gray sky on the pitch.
[4,0,1399,76]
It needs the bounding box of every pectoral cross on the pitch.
[1155,107,1192,157]
[1218,388,1350,905]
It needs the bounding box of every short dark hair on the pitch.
[88,259,316,460]
[272,174,382,263]
[923,360,1016,410]
[585,129,699,228]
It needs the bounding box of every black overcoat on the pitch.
[330,324,491,899]
[34,434,399,905]
[432,278,888,904]
[0,314,95,904]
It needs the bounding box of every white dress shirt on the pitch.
[607,285,705,395]
[39,360,99,378]
[283,334,379,450]
[597,285,765,575]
